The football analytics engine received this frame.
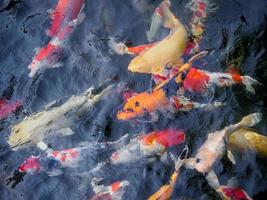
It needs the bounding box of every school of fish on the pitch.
[1,0,266,199]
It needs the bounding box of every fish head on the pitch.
[8,124,33,151]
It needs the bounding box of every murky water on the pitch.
[0,0,267,199]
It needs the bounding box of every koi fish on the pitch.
[110,129,185,165]
[148,147,188,200]
[28,0,85,77]
[217,186,253,200]
[110,0,187,76]
[206,171,253,200]
[183,68,261,94]
[185,0,217,55]
[0,99,22,120]
[6,135,130,188]
[90,178,129,200]
[228,128,267,156]
[90,129,185,176]
[8,80,115,151]
[117,51,223,121]
[184,113,262,174]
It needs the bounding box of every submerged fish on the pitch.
[90,179,129,200]
[206,171,253,200]
[184,113,262,174]
[117,52,222,121]
[28,0,85,77]
[8,82,114,151]
[0,99,22,120]
[110,0,187,76]
[109,129,185,165]
[6,135,130,188]
[183,68,261,94]
[228,128,267,156]
[184,113,261,199]
[148,147,188,200]
[90,129,185,176]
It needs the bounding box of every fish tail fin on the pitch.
[158,0,178,29]
[242,76,261,94]
[195,100,225,111]
[238,113,262,128]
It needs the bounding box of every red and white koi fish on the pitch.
[0,99,22,120]
[89,129,185,176]
[90,179,129,200]
[217,186,253,200]
[183,67,261,94]
[153,66,260,94]
[110,129,185,165]
[28,0,85,77]
[206,171,253,200]
[6,143,108,188]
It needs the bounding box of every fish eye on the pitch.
[196,158,201,163]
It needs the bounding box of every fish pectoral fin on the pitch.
[205,170,220,190]
[37,141,48,151]
[47,169,64,176]
[50,62,63,68]
[227,150,236,165]
[59,128,74,136]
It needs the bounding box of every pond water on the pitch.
[0,0,267,199]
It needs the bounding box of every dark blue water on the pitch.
[0,0,267,199]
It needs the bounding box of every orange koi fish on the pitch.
[28,0,85,77]
[148,147,188,200]
[90,179,129,200]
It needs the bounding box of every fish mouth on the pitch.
[9,139,31,151]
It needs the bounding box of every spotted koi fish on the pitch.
[28,0,85,77]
